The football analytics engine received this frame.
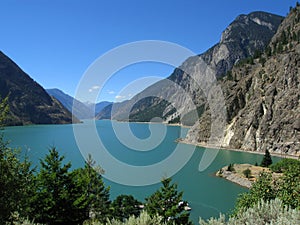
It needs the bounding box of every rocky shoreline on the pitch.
[215,163,273,188]
[177,138,300,159]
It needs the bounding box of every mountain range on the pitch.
[97,11,283,124]
[1,6,299,157]
[97,8,300,156]
[185,6,300,156]
[0,51,77,126]
[46,88,112,120]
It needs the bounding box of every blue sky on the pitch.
[0,0,297,102]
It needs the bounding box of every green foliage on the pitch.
[76,155,111,223]
[276,164,300,209]
[199,198,300,225]
[145,178,191,225]
[83,211,167,225]
[129,97,171,122]
[265,46,272,57]
[258,56,266,67]
[31,147,75,224]
[253,50,262,59]
[181,105,205,126]
[0,97,34,223]
[270,158,300,173]
[226,163,235,172]
[242,169,251,178]
[233,172,275,215]
[111,195,142,222]
[0,96,9,127]
[8,212,43,225]
[234,160,300,215]
[260,149,272,167]
[31,150,111,225]
[236,57,254,67]
[0,135,34,224]
[226,70,233,81]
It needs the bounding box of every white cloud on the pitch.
[114,93,133,102]
[108,90,115,94]
[115,95,125,100]
[88,85,100,93]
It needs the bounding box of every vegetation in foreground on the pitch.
[0,144,192,225]
[1,95,300,225]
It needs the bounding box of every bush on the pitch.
[199,198,300,225]
[227,164,235,172]
[233,160,300,215]
[83,211,167,225]
[242,169,251,178]
[260,150,272,167]
[270,158,300,173]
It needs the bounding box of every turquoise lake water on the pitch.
[3,120,279,224]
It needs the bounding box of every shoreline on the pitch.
[100,119,299,159]
[178,139,300,160]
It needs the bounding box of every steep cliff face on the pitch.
[97,12,283,124]
[185,6,300,156]
[0,52,77,126]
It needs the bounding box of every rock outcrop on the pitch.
[185,5,300,156]
[97,11,283,124]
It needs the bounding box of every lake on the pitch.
[3,120,278,224]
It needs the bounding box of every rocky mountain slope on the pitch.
[46,88,93,120]
[0,52,77,126]
[185,5,300,156]
[46,89,112,119]
[97,11,283,124]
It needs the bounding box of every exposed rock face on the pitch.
[97,11,283,127]
[185,6,300,156]
[0,52,78,126]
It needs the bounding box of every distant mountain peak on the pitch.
[185,4,300,156]
[46,88,112,120]
[220,11,282,44]
[97,11,283,124]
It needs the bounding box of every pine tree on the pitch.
[145,178,192,225]
[111,195,142,221]
[260,149,273,167]
[0,97,34,223]
[32,147,73,224]
[77,154,111,223]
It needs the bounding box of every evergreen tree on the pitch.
[111,195,142,221]
[0,136,34,223]
[260,149,273,167]
[0,97,34,223]
[145,178,192,225]
[75,154,111,223]
[32,147,73,224]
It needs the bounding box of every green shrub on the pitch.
[270,158,300,173]
[227,164,235,172]
[260,149,272,167]
[199,198,300,225]
[242,169,251,178]
[83,211,167,225]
